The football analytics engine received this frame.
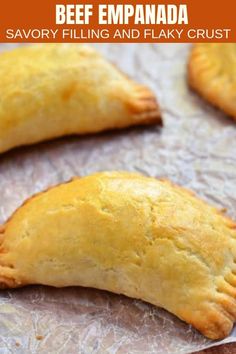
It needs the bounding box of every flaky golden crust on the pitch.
[1,171,236,340]
[0,44,161,154]
[188,44,236,121]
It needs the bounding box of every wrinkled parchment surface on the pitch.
[0,44,236,354]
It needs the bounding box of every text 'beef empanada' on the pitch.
[0,44,161,154]
[1,171,236,340]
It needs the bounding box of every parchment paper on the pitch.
[0,43,236,354]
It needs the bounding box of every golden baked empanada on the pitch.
[189,44,236,120]
[1,171,236,340]
[0,44,161,154]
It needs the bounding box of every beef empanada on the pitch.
[1,171,236,340]
[188,44,236,121]
[0,44,161,154]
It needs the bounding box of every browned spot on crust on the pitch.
[61,82,77,101]
[0,225,5,234]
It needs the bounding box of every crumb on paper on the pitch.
[221,208,227,213]
[36,335,44,340]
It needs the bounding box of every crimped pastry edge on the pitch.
[188,44,236,121]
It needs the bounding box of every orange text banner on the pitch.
[0,0,235,42]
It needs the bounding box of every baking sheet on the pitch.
[0,43,236,353]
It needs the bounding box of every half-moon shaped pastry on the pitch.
[1,171,236,340]
[188,44,236,121]
[0,44,161,154]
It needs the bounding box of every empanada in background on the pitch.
[0,44,161,154]
[1,171,236,340]
[189,44,236,121]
